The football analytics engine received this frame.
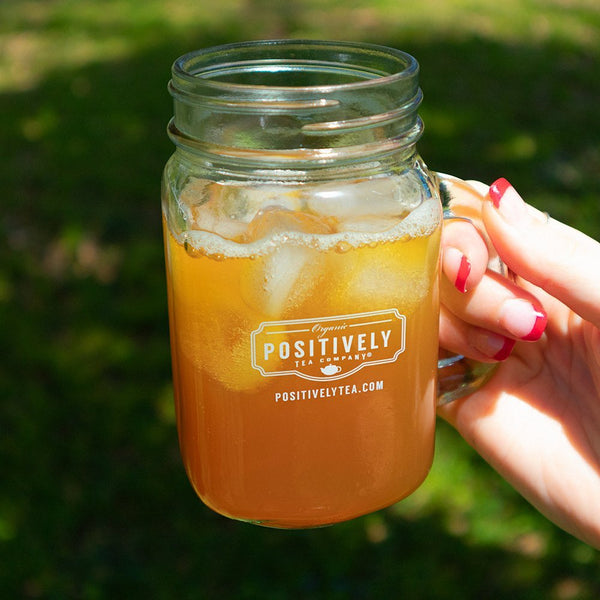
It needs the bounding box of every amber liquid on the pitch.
[164,195,442,528]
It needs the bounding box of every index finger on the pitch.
[484,178,600,329]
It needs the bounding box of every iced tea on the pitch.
[163,174,442,527]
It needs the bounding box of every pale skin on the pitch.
[438,177,600,549]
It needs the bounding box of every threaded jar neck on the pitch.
[168,40,423,167]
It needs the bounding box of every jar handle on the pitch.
[436,173,505,405]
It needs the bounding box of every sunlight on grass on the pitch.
[0,29,133,92]
[155,384,176,425]
[489,133,539,161]
[0,0,241,91]
[0,511,17,542]
[2,1,599,597]
[2,0,599,92]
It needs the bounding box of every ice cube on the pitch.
[304,173,424,223]
[177,178,304,241]
[177,178,245,240]
[327,234,433,316]
[220,183,303,223]
[241,245,317,318]
[171,267,275,392]
[181,304,279,392]
[240,207,330,317]
[243,206,334,243]
[177,177,212,222]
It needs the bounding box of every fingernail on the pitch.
[444,247,471,293]
[494,337,516,361]
[522,309,548,341]
[470,329,516,361]
[489,178,549,226]
[454,253,471,293]
[500,299,548,341]
[489,177,512,208]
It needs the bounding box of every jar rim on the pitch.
[171,39,419,94]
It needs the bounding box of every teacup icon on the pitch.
[320,365,342,376]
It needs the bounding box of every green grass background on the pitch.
[1,1,599,598]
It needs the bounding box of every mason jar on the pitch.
[162,40,494,528]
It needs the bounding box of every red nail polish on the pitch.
[493,337,516,361]
[489,177,512,208]
[521,308,548,341]
[454,254,471,293]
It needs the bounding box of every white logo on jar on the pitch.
[320,365,342,376]
[250,309,406,381]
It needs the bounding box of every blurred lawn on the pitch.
[1,0,599,598]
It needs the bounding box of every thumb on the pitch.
[483,178,600,329]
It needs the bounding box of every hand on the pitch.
[439,176,547,363]
[439,177,600,548]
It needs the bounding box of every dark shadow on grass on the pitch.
[1,21,600,600]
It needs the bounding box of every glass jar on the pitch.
[162,40,491,528]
